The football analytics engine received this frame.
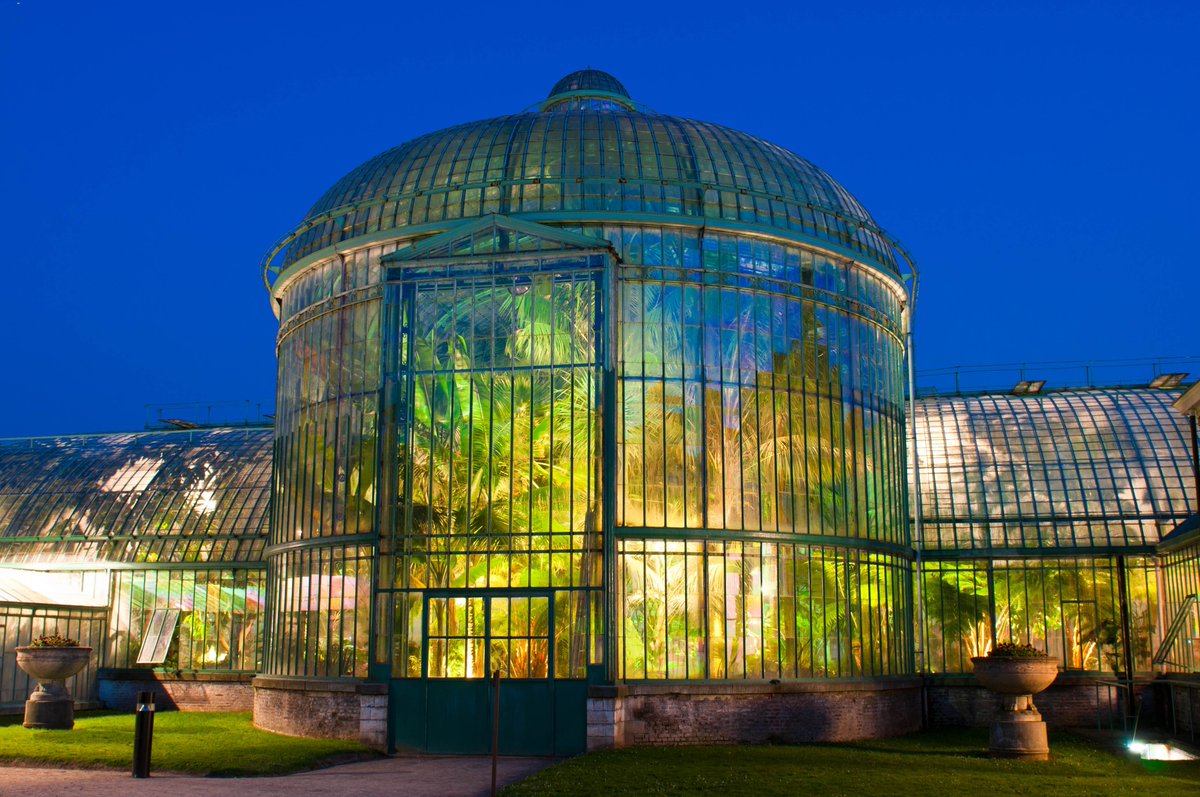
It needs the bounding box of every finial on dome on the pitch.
[542,69,634,112]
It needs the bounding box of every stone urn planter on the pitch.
[15,642,93,730]
[971,645,1059,761]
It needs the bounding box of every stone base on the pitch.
[98,669,254,712]
[252,676,387,751]
[24,694,74,730]
[587,678,923,750]
[989,713,1049,761]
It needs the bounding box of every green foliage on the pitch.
[29,634,80,647]
[500,731,1200,797]
[0,711,372,776]
[404,274,599,590]
[990,642,1050,658]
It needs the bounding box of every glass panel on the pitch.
[618,539,910,680]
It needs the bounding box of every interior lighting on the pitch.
[1012,380,1046,396]
[1149,373,1188,389]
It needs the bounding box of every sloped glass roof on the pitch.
[0,428,273,566]
[911,388,1195,552]
[271,70,903,278]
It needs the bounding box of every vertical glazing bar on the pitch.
[1190,416,1199,509]
[906,306,925,675]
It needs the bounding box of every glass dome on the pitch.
[272,70,904,276]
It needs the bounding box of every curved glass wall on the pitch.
[912,389,1195,674]
[618,540,909,679]
[265,254,385,678]
[610,224,910,680]
[0,429,271,675]
[268,209,912,685]
[608,226,906,538]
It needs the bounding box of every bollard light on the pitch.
[132,690,156,778]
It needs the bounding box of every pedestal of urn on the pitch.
[970,656,1060,761]
[15,647,93,730]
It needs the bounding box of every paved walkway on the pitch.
[0,755,557,797]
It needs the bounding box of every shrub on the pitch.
[29,634,81,647]
[989,642,1048,658]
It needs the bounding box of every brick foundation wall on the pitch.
[588,679,922,749]
[252,676,387,751]
[926,674,1140,728]
[1157,676,1200,737]
[98,669,253,712]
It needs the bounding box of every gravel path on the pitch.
[0,755,557,797]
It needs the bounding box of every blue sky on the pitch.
[1,0,1196,436]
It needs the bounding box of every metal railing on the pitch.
[914,356,1200,398]
[1156,679,1200,742]
[1094,679,1135,732]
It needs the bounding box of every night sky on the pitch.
[2,1,1196,437]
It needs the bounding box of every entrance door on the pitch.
[383,220,607,756]
[405,592,578,755]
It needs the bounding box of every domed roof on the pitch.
[547,68,629,99]
[271,71,903,276]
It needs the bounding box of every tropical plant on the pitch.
[401,270,600,660]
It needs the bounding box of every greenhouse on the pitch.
[0,69,1196,754]
[913,388,1194,673]
[0,429,270,711]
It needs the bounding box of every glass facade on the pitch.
[268,216,910,684]
[381,248,604,681]
[0,602,106,705]
[267,267,383,677]
[610,223,910,680]
[1160,528,1200,672]
[618,540,909,679]
[912,389,1195,674]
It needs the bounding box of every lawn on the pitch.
[0,711,374,776]
[501,730,1200,797]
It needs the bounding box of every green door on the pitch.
[383,236,607,756]
[393,592,586,755]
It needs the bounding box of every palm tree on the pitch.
[402,273,601,670]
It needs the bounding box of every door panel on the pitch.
[425,679,493,753]
[498,681,555,755]
[389,679,427,751]
[387,591,587,755]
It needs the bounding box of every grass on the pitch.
[0,711,375,776]
[501,729,1200,797]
